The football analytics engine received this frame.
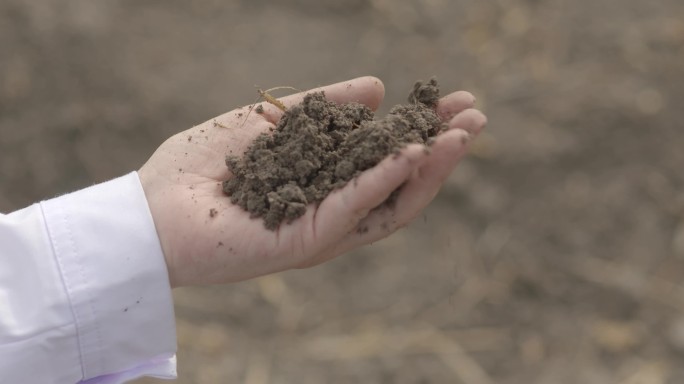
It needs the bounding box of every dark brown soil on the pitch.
[223,79,443,230]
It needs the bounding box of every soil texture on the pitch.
[223,79,442,229]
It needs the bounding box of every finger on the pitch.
[256,76,386,124]
[295,107,488,265]
[444,108,488,135]
[309,143,430,250]
[333,128,472,252]
[435,91,476,121]
[381,110,487,221]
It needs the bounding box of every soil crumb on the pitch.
[223,78,443,230]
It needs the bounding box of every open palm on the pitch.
[138,77,486,287]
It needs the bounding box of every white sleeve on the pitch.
[0,172,177,384]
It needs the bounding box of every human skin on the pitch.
[138,76,487,288]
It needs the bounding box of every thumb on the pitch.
[255,76,386,125]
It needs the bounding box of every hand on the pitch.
[138,76,487,288]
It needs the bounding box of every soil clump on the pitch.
[223,79,443,230]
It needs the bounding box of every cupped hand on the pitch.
[138,76,486,288]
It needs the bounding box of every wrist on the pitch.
[137,167,180,288]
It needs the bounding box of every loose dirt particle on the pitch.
[223,79,443,230]
[209,208,218,218]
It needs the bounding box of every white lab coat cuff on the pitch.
[40,172,177,382]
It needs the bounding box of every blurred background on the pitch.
[2,0,684,383]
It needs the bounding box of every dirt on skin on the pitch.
[223,79,443,230]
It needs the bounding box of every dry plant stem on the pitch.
[258,86,301,111]
[238,86,300,129]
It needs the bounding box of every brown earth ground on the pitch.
[2,1,684,383]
